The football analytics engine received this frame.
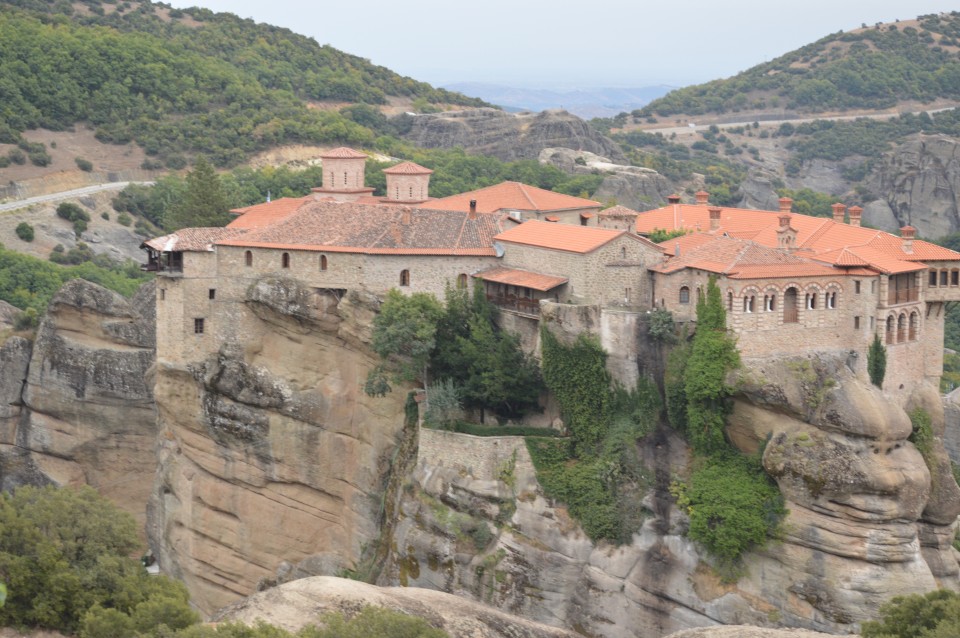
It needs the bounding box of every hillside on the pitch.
[0,0,488,169]
[636,12,960,119]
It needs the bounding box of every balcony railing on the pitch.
[487,294,540,317]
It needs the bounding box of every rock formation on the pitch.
[539,147,673,210]
[147,282,414,615]
[383,349,960,637]
[403,108,627,163]
[867,133,960,239]
[0,279,157,527]
[215,576,578,638]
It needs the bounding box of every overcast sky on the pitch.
[167,1,953,89]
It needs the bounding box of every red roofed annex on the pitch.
[143,150,960,392]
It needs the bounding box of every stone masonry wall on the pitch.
[417,428,531,483]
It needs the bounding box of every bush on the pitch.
[7,149,25,165]
[304,606,449,638]
[28,149,51,166]
[73,218,88,237]
[861,589,960,638]
[868,333,887,388]
[101,212,110,220]
[15,222,34,242]
[422,378,462,430]
[56,202,91,223]
[75,157,93,172]
[117,212,133,226]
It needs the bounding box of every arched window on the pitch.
[727,292,733,311]
[897,313,907,343]
[400,269,410,287]
[783,287,798,323]
[281,252,290,269]
[320,254,328,271]
[457,273,468,289]
[621,247,627,259]
[806,291,817,310]
[909,311,919,340]
[765,294,776,312]
[679,286,690,304]
[245,250,253,267]
[886,315,896,344]
[826,291,837,309]
[743,296,755,313]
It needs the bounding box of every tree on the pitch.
[861,589,960,638]
[163,156,231,230]
[14,222,33,242]
[868,333,887,388]
[366,289,444,393]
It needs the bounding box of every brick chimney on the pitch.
[695,190,709,205]
[848,205,862,227]
[709,206,722,231]
[469,199,477,220]
[900,225,916,254]
[831,203,846,224]
[778,197,793,213]
[777,213,797,251]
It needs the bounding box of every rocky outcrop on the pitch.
[0,279,157,524]
[215,576,578,638]
[384,352,959,637]
[867,133,960,238]
[539,147,673,210]
[148,282,413,615]
[403,108,626,163]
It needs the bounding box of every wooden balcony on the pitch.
[887,288,918,305]
[487,294,541,318]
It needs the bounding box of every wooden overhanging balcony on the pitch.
[475,267,568,318]
[887,287,918,305]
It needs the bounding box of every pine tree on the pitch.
[163,156,231,230]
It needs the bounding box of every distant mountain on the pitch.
[638,12,960,118]
[442,82,673,119]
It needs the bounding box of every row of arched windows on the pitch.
[244,250,330,271]
[929,268,960,288]
[886,311,920,344]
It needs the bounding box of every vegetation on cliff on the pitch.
[638,13,960,117]
[861,589,960,638]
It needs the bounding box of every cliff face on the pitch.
[404,108,627,163]
[0,279,157,527]
[384,350,960,637]
[147,281,413,615]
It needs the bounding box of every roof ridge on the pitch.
[453,211,469,252]
[516,183,537,209]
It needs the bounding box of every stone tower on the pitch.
[312,147,375,202]
[382,161,433,203]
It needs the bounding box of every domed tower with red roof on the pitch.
[382,161,433,203]
[311,147,375,202]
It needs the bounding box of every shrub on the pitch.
[861,589,960,638]
[117,212,133,226]
[868,333,887,388]
[15,222,34,242]
[56,202,91,223]
[304,606,449,638]
[101,212,110,220]
[73,218,88,237]
[75,157,93,172]
[28,149,51,166]
[7,149,26,165]
[422,378,462,430]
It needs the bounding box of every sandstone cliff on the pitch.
[403,108,627,163]
[383,348,960,637]
[147,281,415,615]
[0,279,157,527]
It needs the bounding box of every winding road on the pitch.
[0,181,153,213]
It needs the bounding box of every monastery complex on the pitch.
[143,147,960,394]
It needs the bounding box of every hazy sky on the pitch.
[167,1,952,88]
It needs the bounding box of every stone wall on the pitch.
[418,428,531,483]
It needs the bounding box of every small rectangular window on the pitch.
[854,280,861,294]
[930,271,938,287]
[942,271,949,286]
[160,289,166,301]
[871,280,876,293]
[870,317,876,330]
[194,318,205,335]
[854,316,860,329]
[208,289,216,300]
[953,271,959,287]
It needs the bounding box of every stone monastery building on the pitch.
[143,147,960,393]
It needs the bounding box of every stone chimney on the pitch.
[668,194,681,230]
[831,203,846,224]
[900,225,916,254]
[777,213,797,251]
[778,197,793,213]
[708,206,722,231]
[848,205,862,227]
[401,207,411,226]
[695,190,709,205]
[667,194,681,204]
[469,199,477,220]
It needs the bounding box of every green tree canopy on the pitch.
[164,156,231,230]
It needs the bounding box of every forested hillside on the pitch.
[0,0,487,167]
[638,12,960,117]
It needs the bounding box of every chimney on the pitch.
[401,207,411,226]
[469,199,477,220]
[695,190,709,205]
[831,202,846,224]
[668,194,681,230]
[776,213,796,252]
[708,206,722,231]
[778,197,793,213]
[667,194,681,204]
[900,225,916,254]
[778,213,791,228]
[848,205,862,227]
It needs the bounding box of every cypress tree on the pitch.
[163,156,230,230]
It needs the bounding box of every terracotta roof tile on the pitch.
[217,200,503,256]
[422,181,601,214]
[382,161,433,175]
[320,146,367,159]
[495,220,626,254]
[599,205,639,217]
[228,197,309,229]
[474,267,568,291]
[143,227,249,252]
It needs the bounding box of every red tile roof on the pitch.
[228,197,309,229]
[143,227,249,252]
[382,161,433,175]
[599,205,639,218]
[217,200,504,256]
[321,147,367,159]
[495,220,628,254]
[638,202,960,277]
[474,267,568,291]
[422,181,601,214]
